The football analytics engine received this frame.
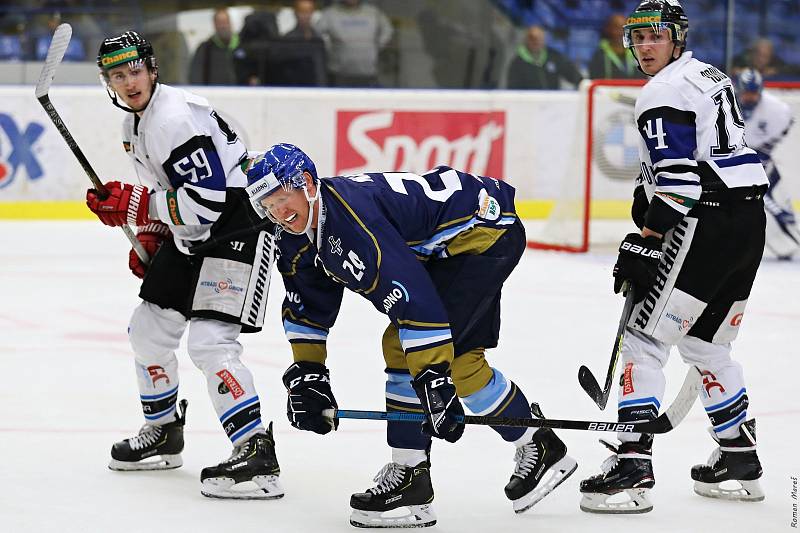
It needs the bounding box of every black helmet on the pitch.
[97,31,158,113]
[623,0,688,50]
[97,31,157,76]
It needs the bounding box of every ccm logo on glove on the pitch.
[287,373,330,389]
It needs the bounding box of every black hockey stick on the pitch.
[578,284,637,409]
[326,366,701,434]
[34,23,149,264]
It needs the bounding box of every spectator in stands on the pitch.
[587,13,642,80]
[35,12,85,61]
[315,0,393,87]
[733,38,793,79]
[277,0,327,86]
[506,25,583,90]
[189,9,239,85]
[234,9,280,85]
[285,0,319,41]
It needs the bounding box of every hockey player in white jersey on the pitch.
[733,68,799,259]
[85,31,282,500]
[579,1,766,513]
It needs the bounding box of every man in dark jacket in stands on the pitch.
[189,9,239,85]
[507,25,583,90]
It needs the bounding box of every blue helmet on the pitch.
[732,68,763,118]
[245,143,319,234]
[733,68,763,95]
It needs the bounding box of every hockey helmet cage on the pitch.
[245,143,319,224]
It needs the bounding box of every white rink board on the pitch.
[1,220,798,532]
[3,85,799,205]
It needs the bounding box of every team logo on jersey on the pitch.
[328,236,343,256]
[335,111,505,177]
[0,113,45,189]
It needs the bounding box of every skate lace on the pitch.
[368,463,405,495]
[599,454,620,475]
[512,442,539,478]
[224,441,251,464]
[129,424,163,451]
[705,446,722,468]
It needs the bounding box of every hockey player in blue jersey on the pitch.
[245,143,577,527]
[579,0,766,514]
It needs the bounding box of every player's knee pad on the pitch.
[128,301,186,364]
[186,318,243,372]
[450,348,493,397]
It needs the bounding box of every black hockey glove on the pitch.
[282,361,339,435]
[412,363,465,443]
[613,233,663,302]
[631,184,649,230]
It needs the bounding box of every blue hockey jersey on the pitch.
[276,166,518,374]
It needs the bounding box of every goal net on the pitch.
[524,79,646,253]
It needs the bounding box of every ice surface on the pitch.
[1,221,797,532]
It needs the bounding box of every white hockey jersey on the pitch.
[122,84,248,252]
[634,52,768,234]
[743,91,794,156]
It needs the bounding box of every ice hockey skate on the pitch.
[504,427,577,513]
[350,461,436,528]
[691,418,764,501]
[109,399,187,471]
[579,437,655,514]
[200,422,283,500]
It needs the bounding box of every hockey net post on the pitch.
[525,79,645,253]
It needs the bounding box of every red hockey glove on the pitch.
[129,222,170,279]
[86,181,150,227]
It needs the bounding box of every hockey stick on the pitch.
[326,366,701,434]
[34,23,149,264]
[577,284,636,409]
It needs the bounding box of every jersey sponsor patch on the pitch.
[477,188,500,221]
[622,362,634,395]
[216,369,245,399]
[192,257,250,317]
[165,190,184,224]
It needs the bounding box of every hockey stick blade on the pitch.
[35,23,72,98]
[34,23,149,264]
[578,285,636,410]
[327,366,701,434]
[577,364,603,405]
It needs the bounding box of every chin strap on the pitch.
[284,182,320,237]
[104,80,158,114]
